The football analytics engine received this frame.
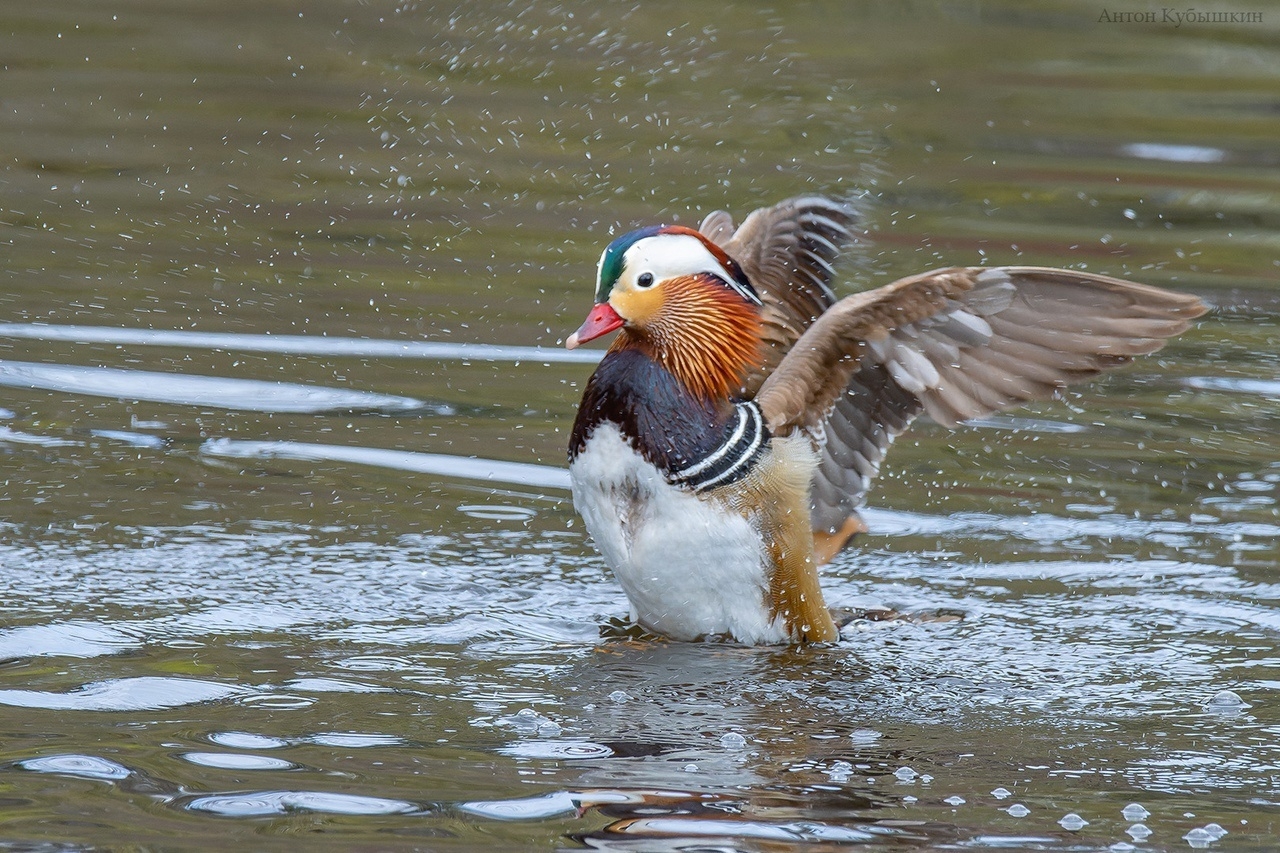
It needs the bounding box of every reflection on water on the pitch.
[0,677,247,712]
[1,0,1278,850]
[180,752,296,771]
[1185,375,1280,398]
[0,359,432,413]
[201,437,573,490]
[1120,142,1227,164]
[19,754,134,782]
[182,790,421,817]
[0,323,602,363]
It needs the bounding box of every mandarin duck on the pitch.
[565,196,1206,645]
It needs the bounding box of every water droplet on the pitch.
[1126,823,1152,841]
[1184,827,1216,847]
[499,741,613,760]
[826,760,853,781]
[1203,689,1250,714]
[1059,813,1088,831]
[499,708,562,737]
[1006,804,1030,818]
[719,732,747,749]
[991,787,1012,799]
[893,766,918,782]
[1121,803,1149,821]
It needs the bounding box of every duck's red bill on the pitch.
[566,303,624,349]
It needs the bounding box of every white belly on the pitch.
[569,424,787,644]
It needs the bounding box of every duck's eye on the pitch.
[636,272,655,288]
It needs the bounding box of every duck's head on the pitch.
[568,225,757,399]
[566,225,763,399]
[566,225,761,349]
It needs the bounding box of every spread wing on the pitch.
[699,196,859,396]
[754,266,1207,559]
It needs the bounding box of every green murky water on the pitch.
[1,1,1278,849]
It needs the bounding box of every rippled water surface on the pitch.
[2,1,1278,849]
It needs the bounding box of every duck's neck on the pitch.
[569,348,722,471]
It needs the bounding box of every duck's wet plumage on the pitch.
[566,195,1207,645]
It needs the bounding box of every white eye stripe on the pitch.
[622,234,735,287]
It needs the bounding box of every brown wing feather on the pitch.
[757,266,1207,541]
[699,196,860,396]
[755,268,976,432]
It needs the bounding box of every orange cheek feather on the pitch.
[612,275,764,402]
[610,286,663,327]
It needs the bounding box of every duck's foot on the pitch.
[829,606,965,628]
[598,616,663,642]
[597,617,746,645]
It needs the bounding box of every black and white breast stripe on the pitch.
[670,401,768,492]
